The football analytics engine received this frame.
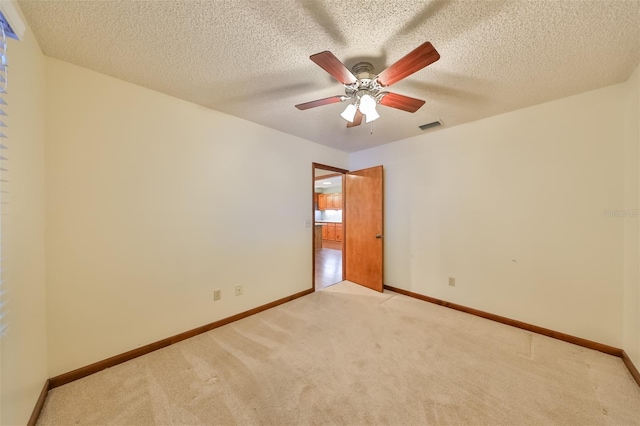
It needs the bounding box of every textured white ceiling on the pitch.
[19,0,640,153]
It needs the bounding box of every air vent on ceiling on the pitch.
[419,120,443,131]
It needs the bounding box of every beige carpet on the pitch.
[38,281,640,425]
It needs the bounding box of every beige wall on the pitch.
[623,64,640,367]
[351,83,628,347]
[45,58,349,376]
[3,9,638,418]
[0,3,48,425]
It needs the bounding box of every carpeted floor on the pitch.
[38,281,640,425]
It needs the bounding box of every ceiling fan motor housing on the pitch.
[346,61,384,104]
[351,61,375,79]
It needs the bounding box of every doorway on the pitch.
[313,164,347,290]
[312,162,384,292]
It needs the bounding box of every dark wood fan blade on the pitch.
[347,110,363,128]
[376,42,440,87]
[379,92,425,113]
[295,96,344,110]
[310,51,357,85]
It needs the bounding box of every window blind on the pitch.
[0,10,12,338]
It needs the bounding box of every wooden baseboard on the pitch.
[621,350,640,387]
[383,285,622,357]
[49,288,314,389]
[27,379,50,426]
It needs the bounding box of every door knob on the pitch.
[375,234,383,239]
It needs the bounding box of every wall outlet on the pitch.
[213,289,221,301]
[235,285,243,296]
[448,277,455,287]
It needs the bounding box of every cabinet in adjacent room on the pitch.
[335,224,343,242]
[327,223,336,240]
[318,193,327,210]
[328,193,342,209]
[320,223,344,242]
[317,193,343,210]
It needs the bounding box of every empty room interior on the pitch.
[2,0,640,424]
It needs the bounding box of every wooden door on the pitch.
[344,165,383,292]
[335,224,343,242]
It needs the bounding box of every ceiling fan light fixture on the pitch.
[359,93,380,123]
[297,42,440,129]
[358,94,377,115]
[365,109,380,123]
[340,103,357,122]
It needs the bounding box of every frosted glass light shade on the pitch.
[340,103,357,122]
[359,94,377,115]
[359,94,380,123]
[365,109,380,123]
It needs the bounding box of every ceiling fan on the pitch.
[295,42,440,128]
